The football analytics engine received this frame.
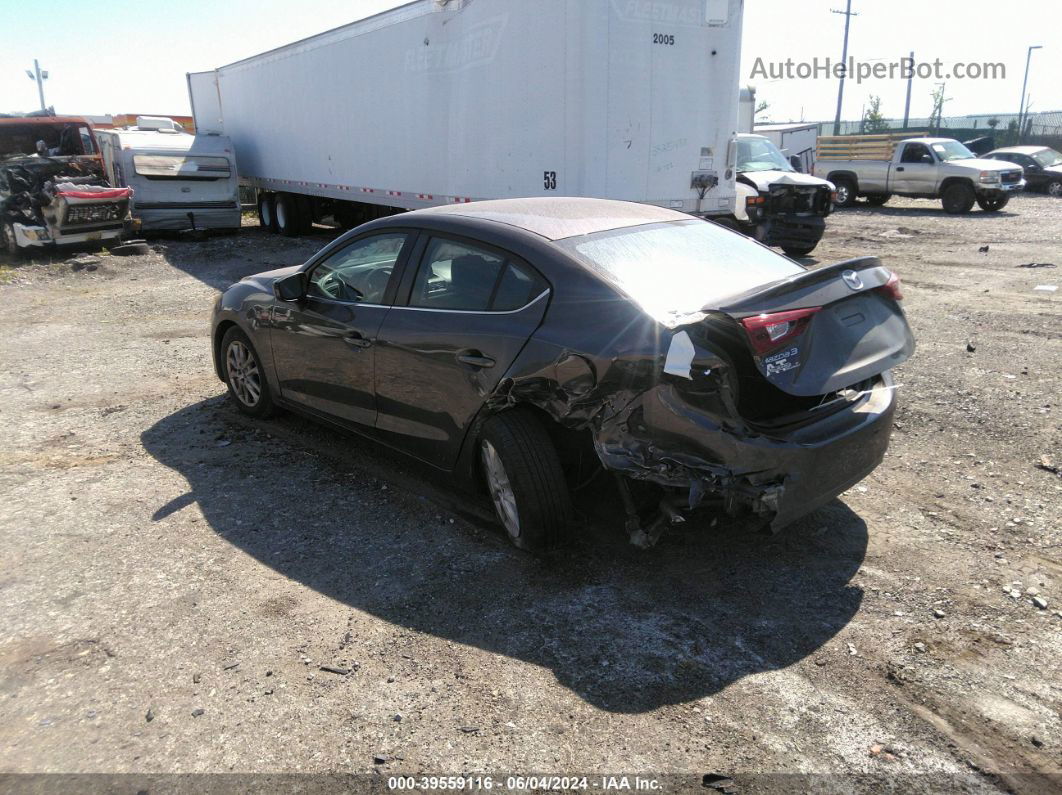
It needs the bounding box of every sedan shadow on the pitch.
[142,398,868,714]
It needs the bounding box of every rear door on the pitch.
[270,232,414,426]
[372,234,550,469]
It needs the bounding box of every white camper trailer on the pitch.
[187,0,745,236]
[96,117,240,232]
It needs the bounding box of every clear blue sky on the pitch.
[1,0,1057,123]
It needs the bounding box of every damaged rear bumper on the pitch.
[595,372,898,532]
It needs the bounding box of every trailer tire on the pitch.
[942,182,976,214]
[257,193,277,232]
[294,194,314,234]
[832,177,858,208]
[275,193,300,237]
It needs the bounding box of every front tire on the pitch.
[976,194,1010,212]
[942,182,976,214]
[478,410,572,550]
[221,327,276,419]
[1,222,22,258]
[1045,179,1062,198]
[832,177,858,208]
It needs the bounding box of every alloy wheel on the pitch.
[481,439,520,538]
[835,184,850,206]
[226,340,261,407]
[1048,181,1062,198]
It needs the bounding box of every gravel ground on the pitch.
[0,195,1060,793]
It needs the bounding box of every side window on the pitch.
[409,238,546,312]
[900,144,931,164]
[307,233,408,304]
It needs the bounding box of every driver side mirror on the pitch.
[274,272,306,302]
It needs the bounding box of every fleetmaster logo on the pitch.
[405,16,508,74]
[611,0,729,27]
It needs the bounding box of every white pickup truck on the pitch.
[814,137,1025,214]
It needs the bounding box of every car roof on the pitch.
[406,197,692,242]
[988,146,1046,154]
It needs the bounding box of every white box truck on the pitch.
[187,0,744,236]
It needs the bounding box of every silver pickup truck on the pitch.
[814,137,1025,214]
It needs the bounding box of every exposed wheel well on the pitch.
[213,321,238,381]
[940,176,975,193]
[462,403,598,493]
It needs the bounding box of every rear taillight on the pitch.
[876,272,903,301]
[740,307,820,355]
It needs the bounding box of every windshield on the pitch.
[553,220,803,325]
[930,140,976,162]
[0,122,96,160]
[737,137,794,173]
[1032,148,1062,168]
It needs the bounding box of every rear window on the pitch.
[133,154,231,180]
[553,220,802,325]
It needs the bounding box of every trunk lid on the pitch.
[703,256,915,396]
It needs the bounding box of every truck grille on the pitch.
[768,185,830,214]
[1001,170,1022,185]
[64,203,125,225]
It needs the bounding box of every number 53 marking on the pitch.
[543,171,557,190]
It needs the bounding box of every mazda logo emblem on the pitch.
[842,270,864,290]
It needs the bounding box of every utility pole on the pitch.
[902,51,915,129]
[24,59,49,111]
[1017,45,1042,143]
[831,0,858,136]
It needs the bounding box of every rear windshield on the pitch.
[133,154,231,180]
[553,220,803,325]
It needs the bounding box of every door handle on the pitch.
[456,351,495,368]
[896,167,905,172]
[344,331,372,349]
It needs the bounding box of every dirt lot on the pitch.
[1,195,1060,793]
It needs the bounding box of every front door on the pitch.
[372,235,550,469]
[892,142,938,195]
[270,231,413,427]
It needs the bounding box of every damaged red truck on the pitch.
[0,116,132,256]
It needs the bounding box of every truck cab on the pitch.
[0,115,131,255]
[734,133,834,258]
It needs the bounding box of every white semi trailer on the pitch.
[187,0,744,236]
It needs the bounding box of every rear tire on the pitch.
[942,182,976,214]
[866,194,891,206]
[832,177,858,208]
[221,326,276,419]
[257,193,277,232]
[976,194,1010,212]
[479,410,572,551]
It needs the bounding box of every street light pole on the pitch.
[25,59,49,111]
[1017,45,1042,142]
[831,0,858,136]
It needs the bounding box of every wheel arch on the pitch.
[212,320,239,382]
[826,170,859,191]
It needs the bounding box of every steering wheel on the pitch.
[317,271,363,302]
